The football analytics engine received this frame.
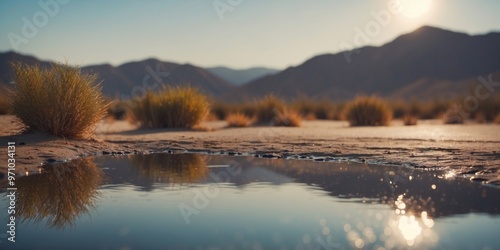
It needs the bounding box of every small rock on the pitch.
[102,151,111,155]
[46,158,56,163]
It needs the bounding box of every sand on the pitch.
[0,115,499,186]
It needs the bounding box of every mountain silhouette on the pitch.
[1,26,499,101]
[0,53,233,97]
[222,26,500,101]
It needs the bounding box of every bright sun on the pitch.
[398,0,433,19]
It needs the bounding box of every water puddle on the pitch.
[1,153,499,249]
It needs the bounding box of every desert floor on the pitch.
[0,115,499,186]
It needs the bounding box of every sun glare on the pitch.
[398,0,433,18]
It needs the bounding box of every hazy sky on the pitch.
[0,0,499,69]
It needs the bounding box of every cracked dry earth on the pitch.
[1,115,499,187]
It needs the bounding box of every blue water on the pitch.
[1,153,499,249]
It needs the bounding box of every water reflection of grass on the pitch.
[130,153,208,183]
[17,158,103,229]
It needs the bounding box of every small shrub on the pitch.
[255,94,286,123]
[226,113,253,127]
[0,91,9,115]
[107,100,129,120]
[131,86,209,128]
[343,96,392,126]
[403,114,418,126]
[494,114,500,124]
[273,109,302,127]
[10,62,108,138]
[442,110,464,124]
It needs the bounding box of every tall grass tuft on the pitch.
[226,112,253,127]
[255,94,286,123]
[0,90,9,115]
[9,63,108,138]
[273,109,302,127]
[343,96,392,126]
[131,86,210,128]
[495,114,500,124]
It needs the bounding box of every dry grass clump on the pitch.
[494,114,500,124]
[343,96,392,126]
[226,112,253,127]
[130,153,208,184]
[9,63,108,138]
[273,109,302,127]
[403,114,418,126]
[16,158,103,228]
[442,109,464,124]
[130,86,209,128]
[255,94,286,124]
[0,90,9,115]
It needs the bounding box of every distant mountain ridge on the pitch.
[222,26,500,101]
[1,26,500,101]
[206,66,280,85]
[0,52,234,97]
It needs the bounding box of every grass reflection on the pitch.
[16,158,103,229]
[130,153,208,184]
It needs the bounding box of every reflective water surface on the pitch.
[1,153,500,249]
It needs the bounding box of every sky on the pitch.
[0,0,499,69]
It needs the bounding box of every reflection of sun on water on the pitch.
[393,194,437,247]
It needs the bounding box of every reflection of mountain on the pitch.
[15,158,103,229]
[97,154,500,219]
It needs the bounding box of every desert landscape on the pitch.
[0,0,500,249]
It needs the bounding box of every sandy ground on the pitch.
[0,115,499,186]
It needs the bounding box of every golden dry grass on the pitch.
[494,114,500,124]
[273,109,302,127]
[343,96,392,126]
[130,86,210,128]
[0,90,9,115]
[226,112,253,127]
[403,114,418,126]
[9,63,108,138]
[255,94,286,124]
[16,158,103,228]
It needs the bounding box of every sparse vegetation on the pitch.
[226,112,253,127]
[343,96,392,126]
[273,109,302,127]
[403,114,418,126]
[255,94,286,123]
[495,114,500,124]
[10,62,108,138]
[130,86,210,128]
[0,90,9,115]
[442,109,464,124]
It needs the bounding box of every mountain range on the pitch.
[1,25,499,101]
[222,26,500,101]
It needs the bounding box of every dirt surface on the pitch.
[0,115,499,186]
